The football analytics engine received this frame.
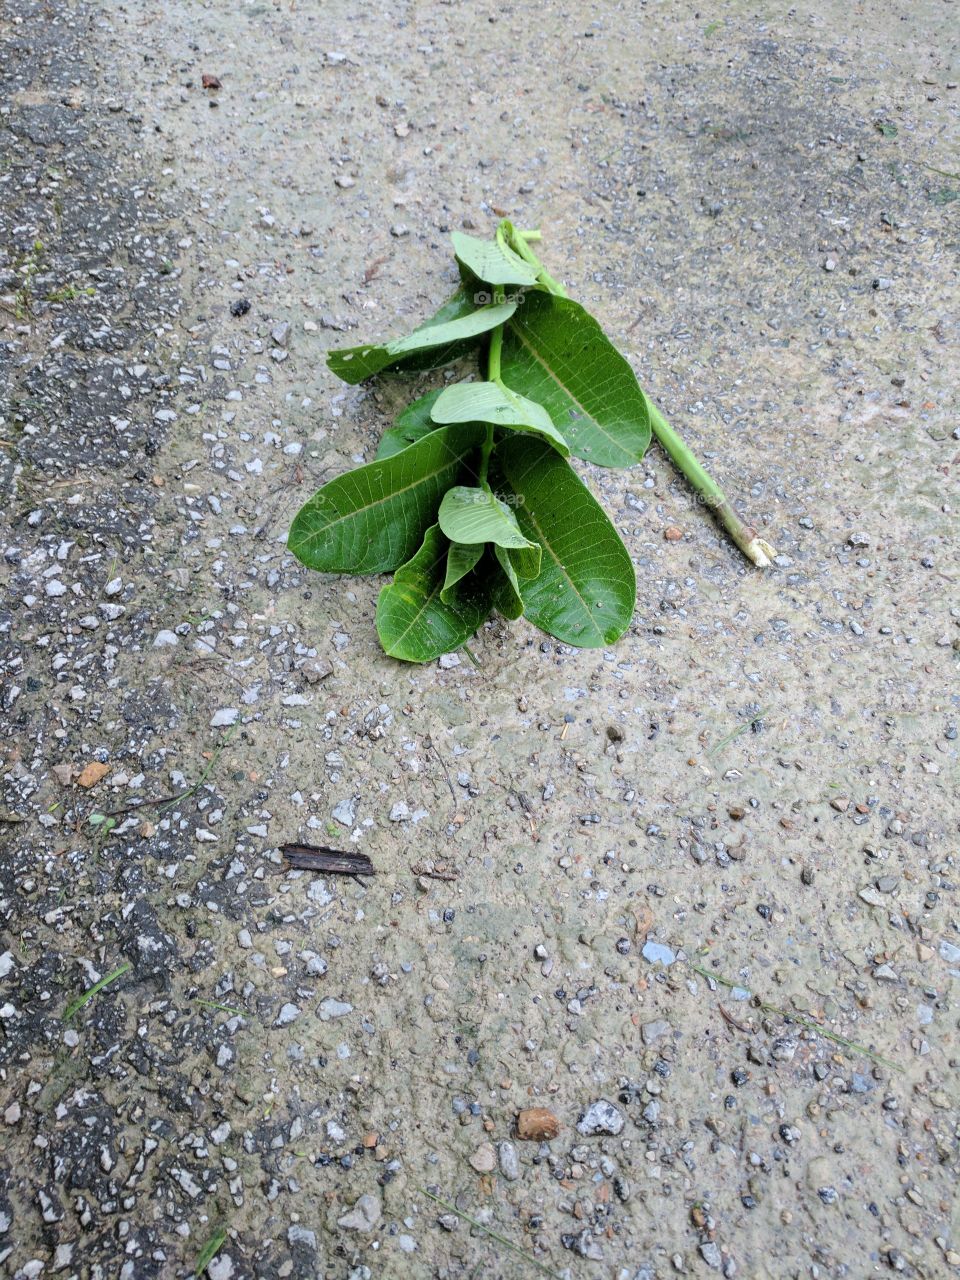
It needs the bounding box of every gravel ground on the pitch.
[1,1,958,1277]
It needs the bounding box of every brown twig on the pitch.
[281,843,375,876]
[718,1003,754,1034]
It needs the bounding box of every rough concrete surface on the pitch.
[1,1,958,1277]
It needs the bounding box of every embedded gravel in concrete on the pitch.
[1,2,958,1277]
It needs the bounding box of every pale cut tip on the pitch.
[744,537,777,568]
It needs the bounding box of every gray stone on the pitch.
[700,1241,723,1269]
[574,1229,605,1260]
[332,797,356,826]
[319,997,353,1019]
[641,1019,671,1047]
[577,1099,625,1136]
[641,941,676,967]
[498,1140,521,1180]
[771,1036,797,1062]
[208,1256,234,1280]
[337,1193,381,1232]
[287,1225,316,1250]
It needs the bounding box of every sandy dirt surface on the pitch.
[1,1,958,1277]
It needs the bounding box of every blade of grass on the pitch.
[193,1225,228,1276]
[462,645,482,670]
[194,998,244,1017]
[689,962,900,1071]
[63,961,132,1021]
[419,1188,562,1279]
[159,721,240,813]
[707,706,770,757]
[923,162,960,181]
[101,721,241,820]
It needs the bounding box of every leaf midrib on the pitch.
[519,505,609,646]
[384,539,472,656]
[509,312,634,462]
[294,456,462,552]
[383,577,447,656]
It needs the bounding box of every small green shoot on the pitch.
[193,998,244,1017]
[290,221,774,663]
[924,163,960,181]
[87,812,118,851]
[63,961,132,1021]
[707,706,771,757]
[419,1188,561,1279]
[7,239,45,318]
[192,1226,228,1277]
[45,283,95,304]
[689,962,900,1071]
[158,721,239,814]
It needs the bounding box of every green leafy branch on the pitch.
[289,221,774,662]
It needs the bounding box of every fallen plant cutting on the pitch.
[289,221,775,663]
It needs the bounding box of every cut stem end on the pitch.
[743,536,777,568]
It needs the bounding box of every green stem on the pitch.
[647,402,776,567]
[504,223,568,297]
[500,221,776,567]
[487,320,503,382]
[480,289,505,485]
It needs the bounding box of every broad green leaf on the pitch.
[493,435,635,647]
[331,289,471,386]
[431,380,570,456]
[500,291,651,468]
[396,388,444,433]
[376,389,443,459]
[438,485,537,550]
[493,545,524,620]
[289,424,485,574]
[506,541,542,581]
[376,429,418,460]
[388,289,496,374]
[376,525,492,663]
[441,540,484,603]
[451,230,539,288]
[328,294,516,384]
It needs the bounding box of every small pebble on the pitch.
[642,940,677,967]
[497,1140,520,1180]
[469,1143,497,1173]
[516,1107,560,1141]
[577,1099,625,1136]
